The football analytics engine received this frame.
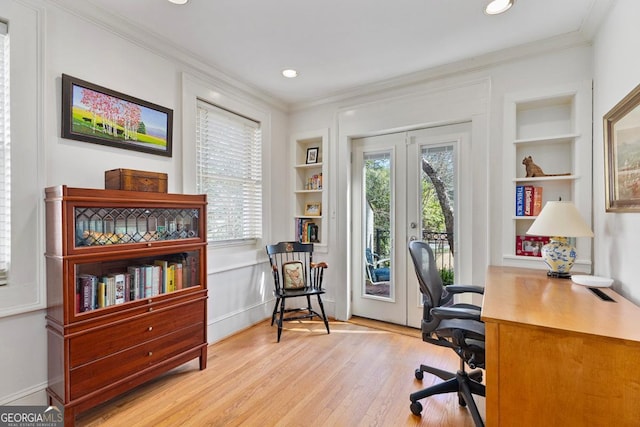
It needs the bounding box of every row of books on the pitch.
[295,218,319,243]
[515,185,543,216]
[76,255,198,313]
[304,173,323,190]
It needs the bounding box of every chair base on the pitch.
[410,365,485,427]
[271,294,330,342]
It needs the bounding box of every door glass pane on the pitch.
[421,145,455,285]
[363,151,392,298]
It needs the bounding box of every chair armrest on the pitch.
[445,285,484,295]
[431,307,481,322]
[311,262,328,269]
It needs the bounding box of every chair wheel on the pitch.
[414,369,423,380]
[410,401,423,416]
[458,393,467,407]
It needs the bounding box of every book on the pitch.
[170,262,183,290]
[127,266,140,300]
[151,265,161,296]
[167,263,175,292]
[532,186,543,216]
[154,260,169,293]
[98,281,106,308]
[77,274,96,312]
[142,265,154,297]
[515,185,525,216]
[523,186,534,216]
[113,273,126,304]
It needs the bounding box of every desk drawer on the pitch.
[69,323,204,400]
[70,299,204,368]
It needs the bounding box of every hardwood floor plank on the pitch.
[76,319,484,426]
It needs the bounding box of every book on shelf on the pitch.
[154,260,168,294]
[98,281,106,308]
[77,274,97,312]
[127,266,140,300]
[167,263,176,292]
[515,235,550,257]
[170,262,183,290]
[113,273,126,305]
[295,218,319,243]
[515,185,543,216]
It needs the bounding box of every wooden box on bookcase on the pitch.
[45,186,208,427]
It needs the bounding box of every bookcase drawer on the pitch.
[69,299,205,368]
[69,322,204,400]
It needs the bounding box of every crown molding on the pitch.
[45,0,288,112]
[290,31,592,112]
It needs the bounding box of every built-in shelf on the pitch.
[291,129,328,252]
[502,82,592,272]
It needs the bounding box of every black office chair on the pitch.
[407,240,486,427]
[265,242,330,342]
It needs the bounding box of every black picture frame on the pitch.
[61,74,173,157]
[306,147,319,164]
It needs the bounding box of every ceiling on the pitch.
[76,0,616,107]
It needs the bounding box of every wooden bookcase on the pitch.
[291,129,328,252]
[44,186,208,426]
[501,81,592,272]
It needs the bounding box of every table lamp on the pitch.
[526,201,594,278]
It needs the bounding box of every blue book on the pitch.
[515,185,525,216]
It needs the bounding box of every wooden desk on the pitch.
[482,266,640,427]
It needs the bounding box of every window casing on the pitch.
[0,21,9,286]
[195,100,262,244]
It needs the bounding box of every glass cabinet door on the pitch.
[74,206,201,248]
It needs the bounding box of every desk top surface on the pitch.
[482,266,640,342]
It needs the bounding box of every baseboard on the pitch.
[206,298,336,343]
[0,384,48,406]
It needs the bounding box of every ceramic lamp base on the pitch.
[540,236,576,278]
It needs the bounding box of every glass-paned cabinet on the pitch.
[45,186,208,427]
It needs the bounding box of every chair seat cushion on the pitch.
[436,318,485,341]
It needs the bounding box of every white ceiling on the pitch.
[76,0,616,107]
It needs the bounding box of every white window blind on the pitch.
[196,99,262,243]
[0,21,10,286]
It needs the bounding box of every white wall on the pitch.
[0,0,287,404]
[593,0,640,304]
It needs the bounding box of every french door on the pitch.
[351,123,470,327]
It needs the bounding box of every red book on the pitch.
[524,186,534,216]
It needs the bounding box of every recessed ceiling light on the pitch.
[168,0,189,4]
[282,69,298,78]
[485,0,514,15]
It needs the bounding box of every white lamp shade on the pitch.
[526,201,594,238]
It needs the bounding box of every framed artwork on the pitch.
[61,74,173,157]
[282,261,305,289]
[306,147,319,164]
[515,235,549,257]
[304,202,321,216]
[604,82,640,211]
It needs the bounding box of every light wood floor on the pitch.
[76,318,485,426]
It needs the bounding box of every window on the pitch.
[0,21,9,286]
[195,99,262,243]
